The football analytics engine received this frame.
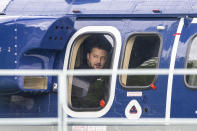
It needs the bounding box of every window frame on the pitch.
[69,33,114,111]
[63,26,121,117]
[119,32,162,90]
[184,34,197,89]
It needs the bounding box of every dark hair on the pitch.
[84,34,112,53]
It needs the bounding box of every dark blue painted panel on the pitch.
[112,19,178,118]
[0,17,17,69]
[0,17,20,94]
[171,20,197,118]
[41,16,75,50]
[0,16,75,117]
[0,15,180,118]
[73,18,179,118]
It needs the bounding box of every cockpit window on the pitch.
[120,34,161,88]
[185,36,197,87]
[68,34,114,111]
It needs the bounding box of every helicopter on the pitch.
[1,1,197,130]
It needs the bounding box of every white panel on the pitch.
[125,100,142,119]
[63,26,121,118]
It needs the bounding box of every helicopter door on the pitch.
[171,18,197,118]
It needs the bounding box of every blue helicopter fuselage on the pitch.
[0,0,197,119]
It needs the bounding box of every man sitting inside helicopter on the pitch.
[71,34,112,109]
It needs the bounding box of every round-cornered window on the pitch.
[120,34,161,89]
[63,26,121,117]
[68,34,114,111]
[185,36,197,88]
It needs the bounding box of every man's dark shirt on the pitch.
[71,63,108,109]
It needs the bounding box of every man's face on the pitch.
[87,47,108,69]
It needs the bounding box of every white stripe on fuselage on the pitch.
[165,18,184,119]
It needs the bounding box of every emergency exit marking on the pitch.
[100,99,105,108]
[173,33,181,36]
[127,92,142,97]
[150,83,157,90]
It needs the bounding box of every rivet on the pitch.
[53,83,58,92]
[8,47,11,52]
